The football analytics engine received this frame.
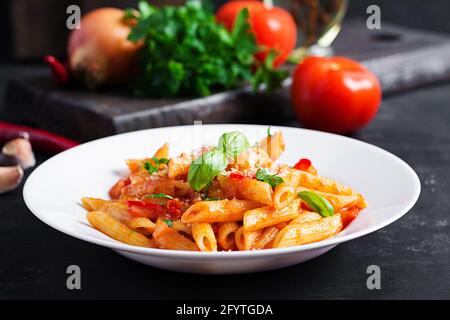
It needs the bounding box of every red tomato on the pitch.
[216,1,297,67]
[291,56,382,134]
[294,158,312,171]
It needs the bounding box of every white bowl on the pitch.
[23,125,421,274]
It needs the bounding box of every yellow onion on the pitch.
[67,8,142,88]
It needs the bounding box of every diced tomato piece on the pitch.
[340,207,361,228]
[294,158,312,171]
[109,177,131,199]
[127,200,166,219]
[229,172,246,180]
[166,199,183,220]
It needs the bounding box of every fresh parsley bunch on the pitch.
[127,0,287,97]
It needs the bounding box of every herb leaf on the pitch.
[297,191,334,217]
[128,1,285,97]
[251,50,289,92]
[218,131,249,159]
[255,168,284,188]
[144,157,169,174]
[146,193,174,199]
[188,150,228,192]
[163,219,173,227]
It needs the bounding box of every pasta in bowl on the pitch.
[23,125,420,273]
[82,129,367,252]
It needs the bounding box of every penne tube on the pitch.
[239,178,273,206]
[255,130,285,161]
[243,199,301,232]
[289,211,322,225]
[153,142,169,159]
[168,152,192,178]
[181,200,261,224]
[171,219,192,236]
[273,183,296,209]
[153,220,198,251]
[297,187,364,211]
[87,211,153,248]
[217,222,240,251]
[191,223,218,252]
[273,214,343,248]
[251,226,279,250]
[99,201,131,224]
[281,168,353,195]
[235,226,263,251]
[129,217,156,235]
[81,197,109,211]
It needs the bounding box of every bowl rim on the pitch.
[23,124,421,259]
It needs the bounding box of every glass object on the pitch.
[275,0,348,60]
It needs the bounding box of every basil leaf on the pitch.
[163,219,173,227]
[255,168,284,188]
[145,193,174,199]
[218,131,250,159]
[297,191,334,217]
[188,150,227,192]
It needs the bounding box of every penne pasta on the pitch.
[255,130,285,161]
[273,214,343,248]
[181,200,261,224]
[129,217,156,235]
[191,223,218,252]
[87,211,153,247]
[153,221,198,251]
[297,187,364,211]
[243,199,301,232]
[81,197,109,211]
[217,222,240,251]
[84,129,366,252]
[251,226,279,250]
[235,226,263,251]
[289,211,322,225]
[239,178,273,206]
[273,183,296,209]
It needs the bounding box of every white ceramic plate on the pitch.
[23,125,420,274]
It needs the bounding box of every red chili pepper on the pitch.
[229,172,246,180]
[294,158,312,171]
[0,121,79,153]
[44,55,70,85]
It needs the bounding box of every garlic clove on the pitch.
[0,165,24,193]
[2,138,36,169]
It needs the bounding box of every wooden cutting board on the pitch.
[5,20,450,141]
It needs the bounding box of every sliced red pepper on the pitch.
[294,158,312,171]
[0,121,79,153]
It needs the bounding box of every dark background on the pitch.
[0,1,450,300]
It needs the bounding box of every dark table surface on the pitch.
[0,66,449,300]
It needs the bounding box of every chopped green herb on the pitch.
[163,219,173,227]
[297,191,334,217]
[267,127,272,137]
[143,157,169,174]
[255,168,284,188]
[202,196,222,201]
[146,193,174,199]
